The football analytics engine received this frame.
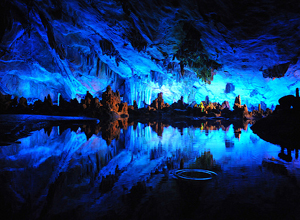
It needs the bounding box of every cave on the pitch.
[1,0,300,219]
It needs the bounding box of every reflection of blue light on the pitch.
[0,122,285,172]
[2,121,299,218]
[5,122,297,211]
[0,114,99,122]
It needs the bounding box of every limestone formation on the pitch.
[18,97,28,108]
[44,94,53,107]
[171,96,187,110]
[0,92,12,113]
[1,88,277,121]
[251,88,300,147]
[102,85,121,112]
[234,95,241,106]
[275,88,300,111]
[278,95,295,110]
[119,102,128,114]
[150,92,165,110]
[221,101,230,110]
[133,100,138,110]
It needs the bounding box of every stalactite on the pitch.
[104,63,108,76]
[100,59,104,74]
[123,76,153,108]
[96,57,100,77]
[180,62,185,77]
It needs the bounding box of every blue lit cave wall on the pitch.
[1,0,300,108]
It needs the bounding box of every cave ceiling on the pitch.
[1,0,300,107]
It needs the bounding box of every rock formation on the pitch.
[221,101,230,110]
[0,0,300,108]
[0,86,129,121]
[150,92,165,110]
[101,86,121,112]
[0,92,12,113]
[251,88,300,146]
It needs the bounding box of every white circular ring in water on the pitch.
[174,169,217,181]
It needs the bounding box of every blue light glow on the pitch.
[1,122,295,174]
[1,122,300,218]
[1,0,299,107]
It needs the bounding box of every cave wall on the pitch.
[1,0,300,108]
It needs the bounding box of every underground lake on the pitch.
[1,116,300,220]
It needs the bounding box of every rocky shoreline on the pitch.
[0,85,274,146]
[0,86,276,146]
[251,88,300,146]
[1,86,272,122]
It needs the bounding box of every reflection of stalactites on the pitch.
[80,124,102,140]
[225,139,234,149]
[118,118,129,130]
[221,125,230,132]
[101,121,120,146]
[205,129,209,136]
[150,147,161,160]
[179,127,183,136]
[40,172,67,218]
[158,141,163,154]
[200,123,204,130]
[180,61,184,77]
[243,121,249,131]
[200,120,223,131]
[105,152,113,164]
[44,126,53,136]
[99,166,124,194]
[83,125,92,140]
[100,120,129,146]
[59,126,70,136]
[96,152,101,173]
[150,122,164,137]
[262,158,288,175]
[278,146,293,162]
[189,151,218,170]
[234,128,241,139]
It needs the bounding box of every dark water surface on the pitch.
[1,119,300,220]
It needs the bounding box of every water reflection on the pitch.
[1,120,300,219]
